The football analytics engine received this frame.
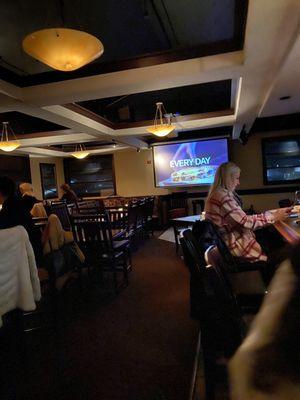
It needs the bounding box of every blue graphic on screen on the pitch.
[153,139,228,187]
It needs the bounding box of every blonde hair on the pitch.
[19,182,34,196]
[207,162,240,200]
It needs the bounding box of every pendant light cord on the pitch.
[1,122,19,142]
[58,0,65,26]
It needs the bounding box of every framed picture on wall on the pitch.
[40,163,58,199]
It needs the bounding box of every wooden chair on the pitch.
[107,208,128,230]
[168,191,188,219]
[71,212,131,293]
[136,200,146,240]
[76,199,104,215]
[193,220,269,313]
[125,202,139,247]
[181,230,247,399]
[144,197,155,236]
[50,202,71,231]
[192,199,205,215]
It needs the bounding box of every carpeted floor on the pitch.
[2,236,199,400]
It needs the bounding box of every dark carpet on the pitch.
[2,236,199,400]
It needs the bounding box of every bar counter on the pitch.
[275,217,300,243]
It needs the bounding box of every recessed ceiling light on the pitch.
[279,96,291,100]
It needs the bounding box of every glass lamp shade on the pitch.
[0,122,20,152]
[147,102,175,137]
[147,124,175,137]
[22,28,104,71]
[71,150,90,159]
[71,143,89,159]
[0,141,20,152]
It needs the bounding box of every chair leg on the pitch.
[127,248,132,272]
[173,226,180,253]
[113,269,118,294]
[201,332,217,400]
[123,259,129,286]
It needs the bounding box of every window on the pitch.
[40,163,58,199]
[262,136,300,185]
[64,155,115,197]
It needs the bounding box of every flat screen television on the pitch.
[262,136,300,185]
[153,138,229,187]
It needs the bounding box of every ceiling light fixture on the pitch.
[147,102,175,137]
[0,122,20,152]
[22,28,104,71]
[71,144,89,159]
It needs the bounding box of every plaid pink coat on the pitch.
[205,188,273,262]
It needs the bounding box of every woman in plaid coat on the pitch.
[205,162,291,263]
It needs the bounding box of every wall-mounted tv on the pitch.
[262,136,300,185]
[153,138,229,187]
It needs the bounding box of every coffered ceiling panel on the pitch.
[0,0,247,85]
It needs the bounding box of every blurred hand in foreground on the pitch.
[269,207,293,222]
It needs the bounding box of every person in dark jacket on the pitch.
[0,177,33,230]
[19,182,40,214]
[60,183,78,204]
[0,176,42,265]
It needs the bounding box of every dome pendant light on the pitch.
[0,122,20,152]
[71,144,89,159]
[23,28,104,71]
[147,102,175,138]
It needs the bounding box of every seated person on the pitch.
[204,162,291,264]
[0,177,34,231]
[229,242,300,399]
[0,176,42,265]
[60,183,78,204]
[19,182,39,213]
[19,182,47,218]
[42,214,84,290]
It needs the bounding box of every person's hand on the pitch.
[269,207,293,222]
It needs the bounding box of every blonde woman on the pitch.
[19,182,39,213]
[204,162,291,263]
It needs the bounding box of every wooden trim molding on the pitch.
[17,129,75,140]
[160,186,300,201]
[63,103,114,129]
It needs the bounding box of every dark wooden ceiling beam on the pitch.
[62,104,234,130]
[63,103,114,128]
[16,128,75,140]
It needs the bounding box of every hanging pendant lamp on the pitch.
[22,28,104,71]
[0,122,20,152]
[71,144,89,159]
[147,102,175,138]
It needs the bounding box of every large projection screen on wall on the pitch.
[153,138,229,187]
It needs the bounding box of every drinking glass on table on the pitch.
[294,191,300,216]
[295,191,300,206]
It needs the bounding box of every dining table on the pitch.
[274,214,300,243]
[170,214,203,253]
